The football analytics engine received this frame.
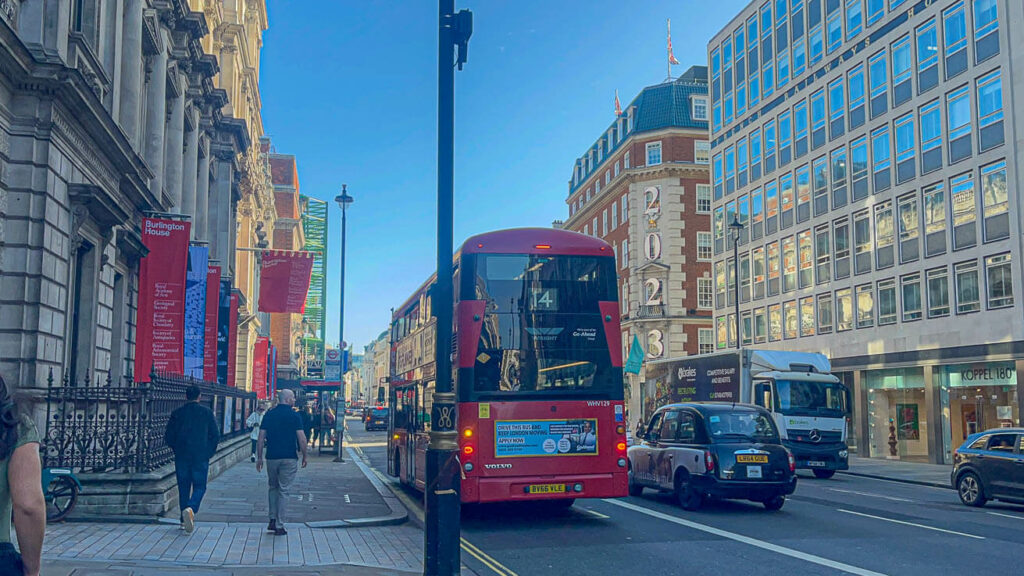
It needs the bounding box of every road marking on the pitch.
[826,488,913,502]
[461,537,518,576]
[347,441,388,448]
[604,499,887,576]
[987,511,1024,520]
[344,494,351,503]
[579,508,610,519]
[837,509,984,539]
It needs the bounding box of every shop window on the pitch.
[927,266,950,318]
[769,303,782,342]
[877,279,897,325]
[800,297,815,337]
[817,293,833,334]
[754,307,767,343]
[950,172,976,250]
[981,161,1008,242]
[865,368,928,461]
[940,361,1019,448]
[901,272,922,321]
[985,253,1013,309]
[916,19,939,93]
[923,182,946,257]
[836,288,853,331]
[954,260,980,314]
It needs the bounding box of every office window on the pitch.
[974,0,999,62]
[827,11,842,53]
[919,100,942,174]
[914,18,939,93]
[877,279,897,325]
[951,171,976,250]
[981,160,1008,241]
[622,238,628,268]
[976,70,1004,151]
[715,261,726,308]
[986,253,1013,309]
[726,200,737,238]
[696,184,712,214]
[854,209,871,274]
[695,141,710,164]
[794,101,808,157]
[592,217,598,237]
[714,153,724,199]
[780,174,794,227]
[923,181,946,256]
[740,251,751,303]
[737,138,749,180]
[796,166,811,224]
[812,157,828,216]
[624,151,630,169]
[811,89,826,149]
[848,64,865,128]
[782,236,797,293]
[798,297,814,337]
[699,327,715,355]
[871,126,891,192]
[779,111,792,164]
[869,50,888,118]
[767,241,781,296]
[698,277,714,310]
[713,103,722,132]
[752,245,765,299]
[717,316,727,349]
[836,288,853,331]
[810,24,824,64]
[834,216,850,279]
[797,230,813,289]
[765,120,777,171]
[714,206,725,247]
[646,141,663,166]
[898,192,919,263]
[851,136,868,201]
[829,78,845,139]
[595,180,601,194]
[875,200,894,268]
[954,260,980,314]
[769,304,783,342]
[614,162,620,177]
[602,210,608,236]
[726,146,737,192]
[891,36,912,107]
[724,93,734,126]
[943,2,967,76]
[605,170,611,185]
[856,284,874,328]
[817,293,833,333]
[784,300,798,339]
[777,48,790,88]
[739,194,750,236]
[831,147,847,208]
[750,129,763,177]
[814,225,831,284]
[901,272,922,321]
[611,202,618,230]
[927,266,950,317]
[752,188,764,235]
[754,307,767,343]
[621,195,628,224]
[692,96,709,120]
[750,73,761,109]
[846,0,862,39]
[763,60,775,98]
[867,0,884,24]
[793,39,806,78]
[697,232,713,261]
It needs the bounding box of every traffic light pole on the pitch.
[425,1,470,574]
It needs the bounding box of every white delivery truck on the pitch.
[643,349,850,478]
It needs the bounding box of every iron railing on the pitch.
[43,369,257,474]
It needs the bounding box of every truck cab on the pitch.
[747,353,850,478]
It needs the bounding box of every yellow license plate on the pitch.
[736,454,769,463]
[527,484,566,494]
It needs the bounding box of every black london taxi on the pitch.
[627,402,797,511]
[364,406,390,432]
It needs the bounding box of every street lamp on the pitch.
[730,216,744,349]
[333,184,353,462]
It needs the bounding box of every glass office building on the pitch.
[708,0,1021,464]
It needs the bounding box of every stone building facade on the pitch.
[562,67,713,423]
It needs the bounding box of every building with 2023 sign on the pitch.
[559,65,714,423]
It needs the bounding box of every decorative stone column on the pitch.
[118,0,144,147]
[181,104,200,227]
[143,33,168,200]
[164,73,185,211]
[195,135,211,242]
[209,145,234,268]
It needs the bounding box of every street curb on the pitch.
[837,470,951,489]
[304,443,409,529]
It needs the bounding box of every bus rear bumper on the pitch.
[463,472,628,504]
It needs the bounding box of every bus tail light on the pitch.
[463,427,473,439]
[462,445,474,456]
[616,425,626,435]
[534,244,551,249]
[616,442,627,452]
[704,450,715,474]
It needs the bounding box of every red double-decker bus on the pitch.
[386,228,628,505]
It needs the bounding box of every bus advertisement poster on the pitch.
[495,419,598,457]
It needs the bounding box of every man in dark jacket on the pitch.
[164,385,220,534]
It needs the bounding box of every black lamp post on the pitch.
[333,184,353,462]
[730,216,744,349]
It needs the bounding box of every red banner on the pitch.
[253,337,269,400]
[258,251,315,313]
[203,265,222,382]
[227,293,239,387]
[134,218,191,382]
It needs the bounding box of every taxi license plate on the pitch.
[527,484,566,494]
[807,460,826,467]
[736,454,769,463]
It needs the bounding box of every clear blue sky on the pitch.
[260,0,748,353]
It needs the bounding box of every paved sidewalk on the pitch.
[840,456,953,488]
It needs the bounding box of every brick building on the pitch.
[268,145,305,382]
[562,66,713,421]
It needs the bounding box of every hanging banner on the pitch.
[216,280,231,386]
[184,246,209,379]
[253,337,269,400]
[134,218,191,381]
[203,266,222,382]
[269,343,278,399]
[227,293,239,387]
[257,250,315,313]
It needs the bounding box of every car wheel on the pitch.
[674,473,703,511]
[627,463,644,497]
[762,495,786,511]
[813,469,836,479]
[957,472,987,507]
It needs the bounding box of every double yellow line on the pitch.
[461,537,518,576]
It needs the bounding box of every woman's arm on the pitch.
[9,441,45,576]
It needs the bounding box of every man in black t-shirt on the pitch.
[256,388,307,535]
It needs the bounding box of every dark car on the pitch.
[627,402,797,511]
[951,427,1024,507]
[365,407,389,431]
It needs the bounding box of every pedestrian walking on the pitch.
[256,389,307,535]
[246,403,266,462]
[0,375,45,576]
[311,407,324,448]
[302,405,315,448]
[164,384,220,534]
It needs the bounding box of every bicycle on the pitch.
[42,467,81,522]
